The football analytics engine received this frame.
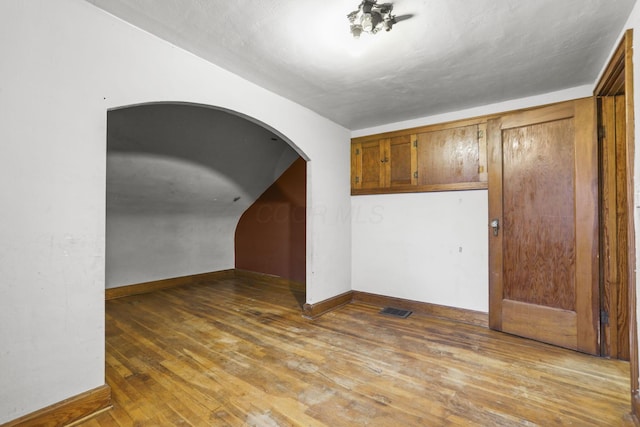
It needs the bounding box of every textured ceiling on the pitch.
[86,0,636,130]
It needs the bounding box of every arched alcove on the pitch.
[106,102,307,289]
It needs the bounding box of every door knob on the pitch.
[490,219,500,236]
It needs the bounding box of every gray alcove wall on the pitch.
[106,103,299,288]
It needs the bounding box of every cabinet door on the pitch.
[389,135,417,188]
[352,139,387,190]
[416,125,481,186]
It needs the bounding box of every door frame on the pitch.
[594,28,638,415]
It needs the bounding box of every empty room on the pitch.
[2,0,640,426]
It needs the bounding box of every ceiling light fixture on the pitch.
[347,0,396,39]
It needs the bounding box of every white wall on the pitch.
[350,86,593,313]
[353,191,488,311]
[0,0,350,423]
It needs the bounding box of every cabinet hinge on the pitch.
[355,176,360,184]
[413,140,418,148]
[600,309,609,325]
[355,148,360,155]
[478,130,484,139]
[598,126,606,140]
[413,171,418,179]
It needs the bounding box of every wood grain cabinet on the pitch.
[351,136,418,191]
[351,121,488,195]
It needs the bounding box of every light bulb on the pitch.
[362,13,373,32]
[350,24,363,38]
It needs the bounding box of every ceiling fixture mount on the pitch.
[347,0,396,39]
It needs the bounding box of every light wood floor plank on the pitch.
[82,276,635,426]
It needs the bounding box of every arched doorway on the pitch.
[106,102,307,298]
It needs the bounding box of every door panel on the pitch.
[502,119,576,311]
[360,139,386,189]
[488,99,598,354]
[501,300,577,350]
[389,135,416,187]
[416,125,480,185]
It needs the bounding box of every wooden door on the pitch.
[488,99,599,354]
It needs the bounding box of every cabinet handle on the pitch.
[381,157,389,163]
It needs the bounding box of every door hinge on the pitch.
[600,310,609,325]
[598,126,606,140]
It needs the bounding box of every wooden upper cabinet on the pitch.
[352,136,418,191]
[351,121,487,195]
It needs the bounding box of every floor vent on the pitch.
[379,307,412,319]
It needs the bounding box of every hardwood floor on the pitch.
[83,275,635,426]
